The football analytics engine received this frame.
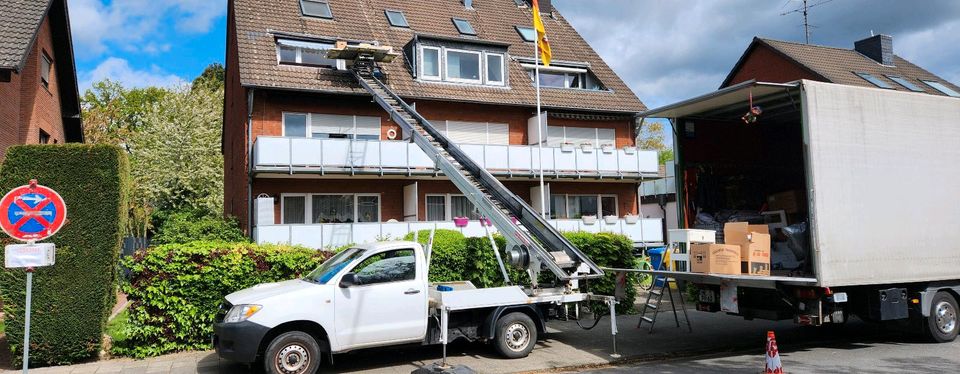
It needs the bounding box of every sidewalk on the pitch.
[0,310,883,374]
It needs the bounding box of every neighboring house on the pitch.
[0,0,84,159]
[223,0,663,249]
[722,35,960,96]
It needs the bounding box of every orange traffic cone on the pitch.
[764,331,784,373]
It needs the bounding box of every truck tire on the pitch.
[264,331,322,374]
[493,312,538,359]
[925,291,958,343]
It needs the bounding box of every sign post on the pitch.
[0,180,66,373]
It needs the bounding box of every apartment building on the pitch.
[0,0,84,160]
[223,0,662,249]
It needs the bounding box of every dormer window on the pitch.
[276,38,341,69]
[418,44,505,86]
[523,62,605,91]
[452,18,476,36]
[300,0,333,19]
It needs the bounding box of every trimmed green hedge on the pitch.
[116,242,330,358]
[151,210,247,245]
[0,145,130,366]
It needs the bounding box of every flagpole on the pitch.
[535,22,546,219]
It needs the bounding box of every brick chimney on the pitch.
[854,34,894,66]
[538,0,552,13]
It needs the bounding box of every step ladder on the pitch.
[637,268,692,333]
[349,65,603,286]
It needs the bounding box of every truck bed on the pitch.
[428,282,590,311]
[604,268,817,290]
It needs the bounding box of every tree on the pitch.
[192,63,224,92]
[636,118,674,165]
[81,80,167,149]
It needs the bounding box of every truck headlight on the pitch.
[224,304,262,323]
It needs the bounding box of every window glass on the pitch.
[40,54,51,85]
[550,195,567,219]
[921,80,960,97]
[452,18,476,35]
[600,196,617,216]
[301,45,335,67]
[357,196,379,223]
[312,195,354,223]
[283,196,306,224]
[886,76,924,92]
[486,54,503,84]
[447,50,480,81]
[351,249,417,285]
[279,45,297,64]
[854,72,893,89]
[426,195,446,221]
[305,248,365,284]
[515,26,536,42]
[567,195,598,219]
[385,10,409,27]
[451,195,480,219]
[284,113,308,137]
[300,0,333,18]
[422,48,440,78]
[537,71,567,88]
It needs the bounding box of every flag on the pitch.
[532,0,552,66]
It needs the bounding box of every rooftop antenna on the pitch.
[780,0,835,44]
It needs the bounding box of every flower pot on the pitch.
[510,216,518,224]
[480,217,492,226]
[624,214,639,224]
[560,143,575,152]
[600,144,615,154]
[622,146,637,155]
[581,215,597,225]
[453,217,469,227]
[603,215,618,225]
[580,143,594,153]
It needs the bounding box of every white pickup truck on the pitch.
[213,240,614,374]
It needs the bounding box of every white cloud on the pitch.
[79,57,184,93]
[70,0,226,58]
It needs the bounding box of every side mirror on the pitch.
[339,273,358,288]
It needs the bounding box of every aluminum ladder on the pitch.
[637,265,692,333]
[351,69,603,284]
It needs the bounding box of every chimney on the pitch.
[538,0,552,13]
[854,34,894,66]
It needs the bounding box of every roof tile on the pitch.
[0,0,51,69]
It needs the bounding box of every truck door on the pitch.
[334,248,427,348]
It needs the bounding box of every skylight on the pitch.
[300,0,333,19]
[452,18,476,35]
[886,75,924,92]
[385,10,408,27]
[515,26,535,42]
[854,72,893,89]
[921,80,960,97]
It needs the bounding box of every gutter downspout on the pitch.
[247,88,256,236]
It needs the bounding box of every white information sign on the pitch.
[5,243,56,268]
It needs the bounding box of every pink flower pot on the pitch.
[453,217,469,227]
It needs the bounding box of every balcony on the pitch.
[252,137,659,179]
[254,218,663,250]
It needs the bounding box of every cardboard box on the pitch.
[690,244,741,275]
[723,222,771,276]
[767,190,801,214]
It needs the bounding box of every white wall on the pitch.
[641,201,678,230]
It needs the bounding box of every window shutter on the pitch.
[446,121,486,144]
[546,126,564,146]
[597,128,616,145]
[565,127,596,146]
[311,114,352,135]
[487,123,509,145]
[355,116,381,137]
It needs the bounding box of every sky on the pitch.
[69,0,960,110]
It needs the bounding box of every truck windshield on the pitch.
[304,248,365,284]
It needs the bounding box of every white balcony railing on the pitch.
[253,137,659,178]
[253,218,663,250]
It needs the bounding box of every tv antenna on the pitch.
[780,0,835,44]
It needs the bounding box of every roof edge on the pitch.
[720,37,830,88]
[641,79,800,118]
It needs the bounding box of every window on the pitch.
[886,76,924,92]
[515,26,536,42]
[854,72,893,89]
[421,46,441,79]
[451,195,480,219]
[39,130,50,144]
[545,126,616,147]
[434,120,509,145]
[385,10,408,27]
[446,49,481,82]
[452,18,476,35]
[426,195,446,221]
[350,249,416,285]
[528,68,604,90]
[276,39,338,68]
[425,194,481,220]
[282,195,307,224]
[283,113,308,137]
[550,194,617,219]
[40,53,51,87]
[921,80,960,97]
[486,53,504,85]
[300,0,333,19]
[357,195,379,222]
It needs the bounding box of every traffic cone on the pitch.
[764,331,784,373]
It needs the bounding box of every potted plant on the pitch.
[624,214,639,224]
[453,216,469,227]
[603,215,618,224]
[560,141,575,152]
[580,142,594,153]
[622,146,637,155]
[581,215,597,225]
[600,143,615,153]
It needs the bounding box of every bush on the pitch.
[0,145,130,366]
[404,230,467,282]
[151,210,247,245]
[115,242,330,358]
[564,232,639,314]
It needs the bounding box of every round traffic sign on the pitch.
[0,181,67,242]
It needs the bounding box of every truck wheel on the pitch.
[264,331,322,374]
[925,292,958,343]
[493,312,537,359]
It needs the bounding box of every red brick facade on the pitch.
[0,17,67,160]
[723,43,823,88]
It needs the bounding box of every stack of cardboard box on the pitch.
[690,222,771,276]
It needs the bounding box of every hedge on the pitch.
[116,242,330,358]
[0,145,130,366]
[151,210,247,245]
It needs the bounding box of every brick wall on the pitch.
[724,44,823,87]
[223,1,252,232]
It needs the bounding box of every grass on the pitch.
[106,309,129,349]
